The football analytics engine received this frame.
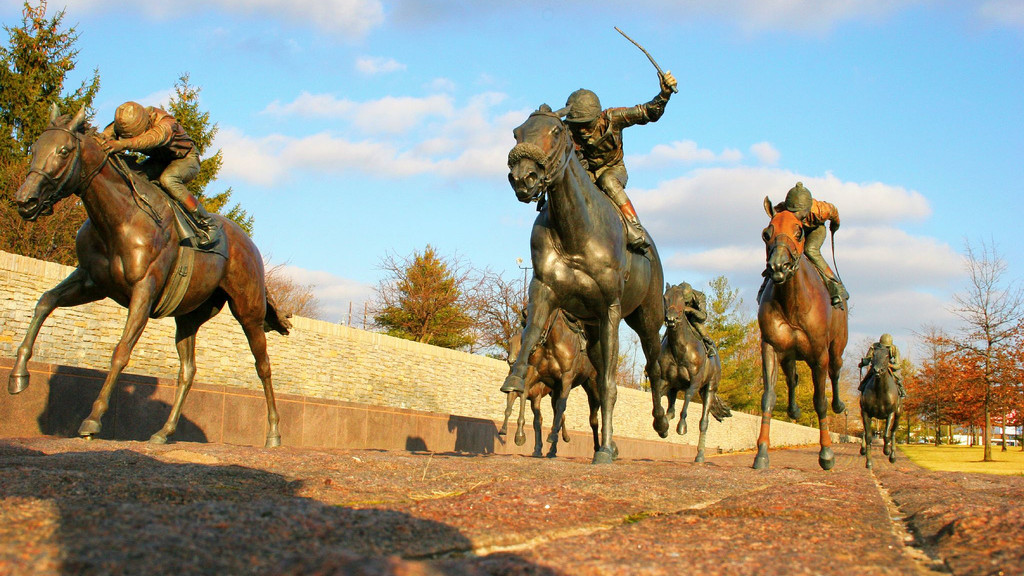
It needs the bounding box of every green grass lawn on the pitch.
[898,444,1024,476]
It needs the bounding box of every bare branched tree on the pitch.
[264,261,323,321]
[949,239,1024,461]
[471,269,528,359]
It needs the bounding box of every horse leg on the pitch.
[862,411,873,469]
[811,363,835,470]
[783,356,800,421]
[626,313,668,439]
[499,391,515,436]
[502,284,554,394]
[229,296,281,448]
[888,410,900,463]
[695,384,712,463]
[80,284,156,438]
[753,342,779,469]
[150,299,224,444]
[585,381,601,453]
[9,268,102,394]
[678,387,695,436]
[531,393,544,458]
[593,306,621,464]
[829,354,846,415]
[548,379,569,444]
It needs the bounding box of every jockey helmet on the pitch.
[784,181,813,215]
[880,333,893,347]
[114,102,150,139]
[564,89,601,124]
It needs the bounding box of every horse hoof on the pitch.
[694,451,705,464]
[532,450,543,458]
[592,448,615,465]
[8,372,29,395]
[78,419,101,436]
[546,451,558,459]
[611,441,619,459]
[265,435,282,448]
[860,446,866,456]
[497,425,508,436]
[752,445,769,469]
[883,446,891,456]
[654,416,669,438]
[514,431,526,446]
[889,453,896,464]
[787,406,801,420]
[149,433,168,445]
[546,432,558,443]
[818,447,835,470]
[865,460,873,469]
[833,400,846,414]
[501,375,525,394]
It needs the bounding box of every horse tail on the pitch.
[263,291,292,335]
[709,392,732,422]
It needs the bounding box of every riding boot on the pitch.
[187,203,217,247]
[618,202,651,253]
[826,278,848,309]
[704,338,717,357]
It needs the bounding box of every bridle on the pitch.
[27,127,109,203]
[508,110,574,205]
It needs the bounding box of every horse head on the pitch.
[507,104,572,204]
[663,283,690,329]
[15,105,90,221]
[761,196,806,285]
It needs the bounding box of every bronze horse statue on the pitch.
[8,107,290,447]
[859,347,902,468]
[500,309,600,458]
[503,105,667,464]
[755,197,848,470]
[658,283,731,463]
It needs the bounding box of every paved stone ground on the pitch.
[0,437,1020,575]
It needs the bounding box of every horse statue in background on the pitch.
[658,283,731,463]
[754,197,848,470]
[8,107,290,447]
[503,105,667,464]
[859,346,902,468]
[499,309,600,458]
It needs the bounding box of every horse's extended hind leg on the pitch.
[829,357,846,415]
[80,284,157,438]
[229,294,281,447]
[9,268,102,394]
[625,307,667,439]
[151,298,225,444]
[754,342,779,469]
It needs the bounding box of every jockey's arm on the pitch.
[808,199,840,229]
[115,119,174,153]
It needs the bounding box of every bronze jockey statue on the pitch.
[561,71,677,253]
[859,333,906,398]
[678,282,717,356]
[758,182,849,308]
[100,101,216,245]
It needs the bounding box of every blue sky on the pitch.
[3,0,1023,359]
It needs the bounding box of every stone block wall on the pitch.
[0,250,827,453]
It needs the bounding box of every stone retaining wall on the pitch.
[0,250,827,453]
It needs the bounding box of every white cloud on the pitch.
[275,264,375,325]
[355,56,407,75]
[668,0,924,35]
[68,0,385,38]
[978,0,1024,29]
[262,92,456,134]
[628,140,743,169]
[635,166,930,248]
[750,141,780,165]
[217,92,524,184]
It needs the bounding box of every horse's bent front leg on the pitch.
[9,268,101,394]
[502,283,554,394]
[753,342,779,469]
[80,283,156,438]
